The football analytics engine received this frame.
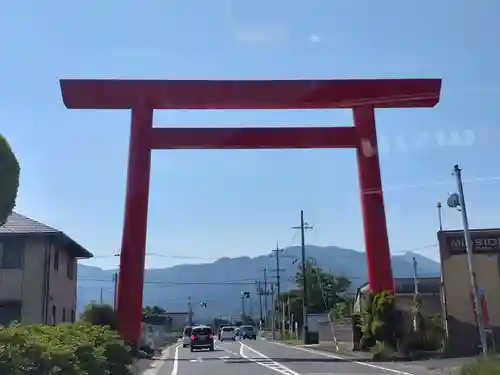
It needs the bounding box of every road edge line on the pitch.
[141,342,181,375]
[265,340,417,375]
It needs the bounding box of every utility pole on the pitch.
[113,272,119,310]
[270,284,276,340]
[412,256,420,332]
[249,295,254,320]
[272,244,284,298]
[256,280,263,325]
[188,296,193,326]
[292,210,313,343]
[271,243,285,330]
[287,295,291,333]
[451,164,488,356]
[437,201,443,231]
[241,293,246,317]
[412,257,419,296]
[263,268,268,322]
[99,287,103,304]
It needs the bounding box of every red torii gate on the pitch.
[60,78,441,346]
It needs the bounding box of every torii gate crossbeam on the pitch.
[60,78,441,346]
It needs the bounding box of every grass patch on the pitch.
[461,356,500,375]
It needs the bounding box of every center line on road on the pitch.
[240,342,301,375]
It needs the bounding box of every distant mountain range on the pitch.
[77,245,440,319]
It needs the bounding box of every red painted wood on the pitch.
[60,78,441,110]
[59,77,442,347]
[150,127,357,149]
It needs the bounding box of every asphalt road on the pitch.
[144,338,441,375]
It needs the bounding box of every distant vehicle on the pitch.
[190,325,215,352]
[182,326,193,348]
[219,326,236,341]
[218,323,232,339]
[240,325,256,340]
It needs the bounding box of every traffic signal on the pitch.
[200,302,207,308]
[242,292,250,299]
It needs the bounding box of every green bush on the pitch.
[79,303,117,330]
[461,356,500,375]
[0,323,133,375]
[359,292,397,350]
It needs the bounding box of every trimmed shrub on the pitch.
[0,322,133,375]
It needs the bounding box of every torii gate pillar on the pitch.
[60,78,441,346]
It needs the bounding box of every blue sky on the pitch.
[1,0,499,270]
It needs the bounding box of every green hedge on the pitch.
[0,323,134,375]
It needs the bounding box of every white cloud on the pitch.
[309,34,321,43]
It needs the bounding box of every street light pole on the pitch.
[452,164,488,356]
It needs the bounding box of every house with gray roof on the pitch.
[0,212,93,326]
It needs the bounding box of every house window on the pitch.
[0,239,25,270]
[52,305,57,324]
[62,308,66,322]
[54,249,59,271]
[66,254,74,280]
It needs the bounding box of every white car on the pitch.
[182,326,193,347]
[219,326,236,341]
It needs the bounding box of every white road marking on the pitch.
[240,341,301,375]
[216,343,240,357]
[267,340,417,375]
[189,357,203,363]
[171,344,180,375]
[142,343,180,375]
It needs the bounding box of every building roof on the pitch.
[359,276,441,295]
[0,212,93,259]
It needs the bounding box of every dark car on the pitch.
[190,325,215,352]
[240,325,257,340]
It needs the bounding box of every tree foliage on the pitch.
[278,261,351,327]
[0,134,20,226]
[79,303,117,330]
[142,305,166,315]
[359,291,398,350]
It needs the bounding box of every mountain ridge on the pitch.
[77,245,440,318]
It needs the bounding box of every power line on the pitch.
[90,253,218,260]
[362,174,500,196]
[78,278,262,286]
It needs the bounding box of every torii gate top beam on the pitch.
[60,79,441,110]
